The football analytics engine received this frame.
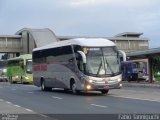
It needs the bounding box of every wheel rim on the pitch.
[41,81,45,90]
[72,83,76,94]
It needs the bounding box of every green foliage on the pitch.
[153,56,160,80]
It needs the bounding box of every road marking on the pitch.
[110,95,160,103]
[52,96,63,100]
[91,104,107,108]
[126,90,147,94]
[6,101,12,104]
[119,89,139,93]
[38,114,49,118]
[25,108,34,112]
[1,99,35,114]
[14,105,21,108]
[27,92,34,94]
[25,85,36,87]
[153,91,160,94]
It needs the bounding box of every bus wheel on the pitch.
[101,89,109,95]
[71,83,80,94]
[64,88,69,92]
[21,76,24,84]
[41,80,45,91]
[41,80,52,91]
[71,83,76,94]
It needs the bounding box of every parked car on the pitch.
[0,68,8,82]
[0,75,8,82]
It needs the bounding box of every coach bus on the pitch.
[32,38,126,94]
[7,54,33,84]
[121,61,148,81]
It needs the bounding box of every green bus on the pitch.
[7,54,33,84]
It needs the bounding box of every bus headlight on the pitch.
[24,77,29,80]
[88,80,97,83]
[117,78,122,82]
[89,80,93,83]
[86,85,91,90]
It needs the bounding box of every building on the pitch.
[109,32,149,52]
[58,32,149,52]
[0,28,149,58]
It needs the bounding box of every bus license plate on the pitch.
[104,86,109,89]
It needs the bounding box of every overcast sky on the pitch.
[0,0,160,48]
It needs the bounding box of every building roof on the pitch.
[57,36,149,41]
[0,35,21,38]
[115,32,143,37]
[16,28,58,47]
[107,37,149,41]
[126,47,160,57]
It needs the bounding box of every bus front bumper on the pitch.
[84,82,122,90]
[84,83,109,91]
[108,82,122,89]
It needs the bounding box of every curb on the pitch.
[122,82,160,89]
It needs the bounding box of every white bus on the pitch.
[32,38,125,94]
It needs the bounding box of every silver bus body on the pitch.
[32,38,125,94]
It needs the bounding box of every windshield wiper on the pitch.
[105,57,115,75]
[96,61,102,77]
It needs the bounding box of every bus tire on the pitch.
[64,88,69,92]
[41,79,52,91]
[71,83,77,94]
[101,89,109,95]
[21,76,24,84]
[70,80,80,94]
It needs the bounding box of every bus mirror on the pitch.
[118,50,126,61]
[77,51,87,64]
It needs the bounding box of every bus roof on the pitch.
[33,38,115,51]
[7,54,32,61]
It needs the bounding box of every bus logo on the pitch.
[33,64,47,71]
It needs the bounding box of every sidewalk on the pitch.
[122,80,160,89]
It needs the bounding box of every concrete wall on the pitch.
[21,31,35,54]
[115,40,149,52]
[0,37,22,53]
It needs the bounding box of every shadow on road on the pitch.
[34,88,108,97]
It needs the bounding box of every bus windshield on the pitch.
[84,47,120,77]
[26,60,32,74]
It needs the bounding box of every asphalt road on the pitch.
[0,82,160,120]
